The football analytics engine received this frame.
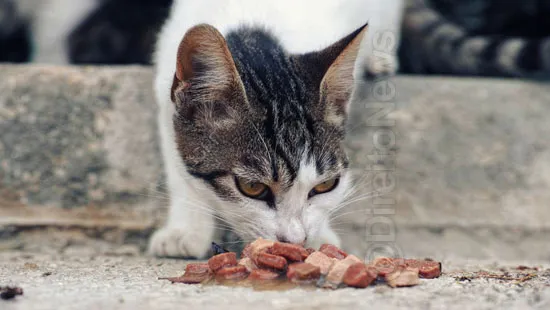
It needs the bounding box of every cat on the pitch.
[399,0,550,77]
[68,0,172,65]
[149,0,404,258]
[0,0,30,62]
[12,0,101,64]
[0,0,172,64]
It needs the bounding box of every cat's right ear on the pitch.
[170,24,247,122]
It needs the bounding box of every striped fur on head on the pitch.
[170,23,366,208]
[400,0,550,77]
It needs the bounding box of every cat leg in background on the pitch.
[25,0,98,64]
[356,0,404,77]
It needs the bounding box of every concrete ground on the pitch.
[1,251,549,310]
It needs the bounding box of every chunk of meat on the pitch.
[287,263,321,283]
[319,244,348,260]
[325,255,364,287]
[404,259,442,279]
[343,263,377,288]
[238,257,257,272]
[255,252,287,270]
[345,255,363,264]
[242,243,252,258]
[385,266,420,287]
[248,238,275,259]
[305,251,337,275]
[269,242,309,261]
[208,252,237,272]
[184,263,211,276]
[371,257,398,277]
[160,273,211,284]
[248,269,281,281]
[216,265,249,280]
[306,248,316,255]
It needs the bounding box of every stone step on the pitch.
[1,65,549,260]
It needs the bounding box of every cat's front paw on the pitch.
[148,226,211,259]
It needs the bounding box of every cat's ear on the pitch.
[170,24,246,125]
[294,24,367,124]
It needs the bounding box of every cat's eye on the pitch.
[235,177,270,200]
[309,177,340,197]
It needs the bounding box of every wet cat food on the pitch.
[208,252,237,272]
[248,269,281,280]
[404,259,442,279]
[343,263,377,288]
[304,251,337,275]
[286,262,321,283]
[256,252,288,270]
[319,243,348,260]
[385,266,420,287]
[269,242,309,262]
[160,238,442,290]
[215,265,249,280]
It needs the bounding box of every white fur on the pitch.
[15,0,98,64]
[150,0,403,258]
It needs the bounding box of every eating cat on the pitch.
[149,0,404,258]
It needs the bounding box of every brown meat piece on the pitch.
[385,266,420,287]
[256,252,287,270]
[287,263,321,283]
[160,262,213,284]
[208,252,237,272]
[343,263,377,288]
[319,244,348,260]
[248,269,281,280]
[269,242,309,261]
[160,273,211,284]
[216,265,249,280]
[345,255,363,264]
[371,257,398,277]
[419,261,441,278]
[305,251,336,275]
[242,243,252,258]
[404,259,442,279]
[248,238,275,259]
[238,257,257,272]
[184,263,211,275]
[325,255,363,287]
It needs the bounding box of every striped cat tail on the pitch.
[400,0,550,78]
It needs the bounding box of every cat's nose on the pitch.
[276,235,290,243]
[276,234,306,246]
[277,219,307,245]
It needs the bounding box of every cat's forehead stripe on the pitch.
[227,27,313,183]
[221,26,347,189]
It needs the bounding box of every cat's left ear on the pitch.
[294,24,367,124]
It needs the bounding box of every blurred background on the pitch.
[0,0,549,261]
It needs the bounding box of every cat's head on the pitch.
[170,23,367,245]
